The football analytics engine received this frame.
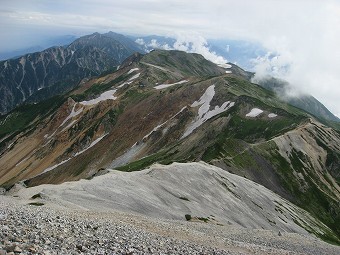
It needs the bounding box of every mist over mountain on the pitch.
[133,34,266,70]
[254,76,340,124]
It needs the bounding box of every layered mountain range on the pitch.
[0,34,340,245]
[0,32,144,114]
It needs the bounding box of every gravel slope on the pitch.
[13,162,333,235]
[1,195,340,255]
[1,162,340,254]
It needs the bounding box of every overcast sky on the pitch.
[1,0,339,116]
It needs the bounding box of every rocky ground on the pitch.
[1,195,340,255]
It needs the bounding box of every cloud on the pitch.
[136,32,229,66]
[136,38,172,51]
[172,33,229,66]
[0,0,340,116]
[249,1,340,116]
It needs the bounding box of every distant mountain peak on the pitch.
[0,32,145,115]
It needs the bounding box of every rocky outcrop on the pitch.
[2,193,340,255]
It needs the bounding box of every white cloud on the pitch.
[136,32,229,66]
[135,38,145,46]
[249,1,340,116]
[172,33,229,66]
[0,0,339,116]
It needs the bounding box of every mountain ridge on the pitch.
[11,162,336,238]
[0,49,339,243]
[0,32,144,115]
[253,76,340,125]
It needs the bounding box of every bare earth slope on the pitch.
[2,162,340,254]
[12,162,334,237]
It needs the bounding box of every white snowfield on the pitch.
[154,80,188,90]
[268,113,278,118]
[182,85,235,138]
[127,68,139,74]
[41,158,71,174]
[80,89,117,106]
[74,135,106,157]
[16,162,331,237]
[117,73,141,88]
[142,106,187,141]
[60,105,83,127]
[46,104,83,140]
[246,108,263,117]
[128,73,140,81]
[39,134,107,176]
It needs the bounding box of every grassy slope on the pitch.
[118,76,340,243]
[0,96,65,153]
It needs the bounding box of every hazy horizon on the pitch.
[1,0,339,117]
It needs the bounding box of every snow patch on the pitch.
[60,104,83,127]
[7,142,14,149]
[246,108,263,117]
[182,85,235,138]
[117,73,141,88]
[143,123,166,140]
[117,83,128,88]
[191,85,216,118]
[127,68,139,74]
[154,80,188,90]
[74,135,106,157]
[80,89,117,106]
[44,130,57,141]
[42,158,71,174]
[142,107,187,142]
[61,119,77,132]
[218,63,232,69]
[268,113,278,118]
[15,157,29,167]
[128,73,140,81]
[40,135,106,175]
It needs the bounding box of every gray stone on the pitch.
[5,245,15,253]
[0,188,6,195]
[13,246,21,253]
